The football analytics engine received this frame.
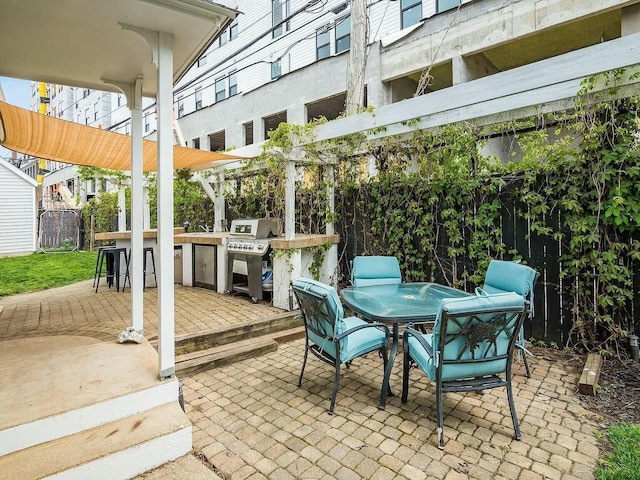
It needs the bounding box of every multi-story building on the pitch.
[173,0,640,153]
[32,0,640,201]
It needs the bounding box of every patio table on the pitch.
[340,282,472,409]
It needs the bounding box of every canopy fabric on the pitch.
[0,100,244,172]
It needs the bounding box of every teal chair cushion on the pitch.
[408,292,524,381]
[292,277,345,319]
[352,256,402,287]
[482,260,537,297]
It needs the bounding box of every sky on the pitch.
[0,76,31,160]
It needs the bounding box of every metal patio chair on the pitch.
[291,277,390,414]
[402,291,527,449]
[482,259,539,377]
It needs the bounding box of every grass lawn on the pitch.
[0,250,97,296]
[596,423,640,480]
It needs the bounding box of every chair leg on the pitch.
[506,380,522,441]
[298,342,309,387]
[401,346,410,403]
[521,349,531,378]
[328,360,341,414]
[436,385,445,449]
[95,250,106,293]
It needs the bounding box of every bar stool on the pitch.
[124,247,157,290]
[95,247,129,293]
[93,246,117,288]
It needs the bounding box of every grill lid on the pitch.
[229,218,281,239]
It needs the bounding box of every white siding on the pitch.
[0,161,37,256]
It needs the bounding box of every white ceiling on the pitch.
[0,0,239,98]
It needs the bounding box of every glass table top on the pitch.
[340,282,472,323]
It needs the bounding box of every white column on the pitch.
[157,31,176,380]
[143,185,151,230]
[285,159,295,240]
[130,77,144,332]
[117,187,126,231]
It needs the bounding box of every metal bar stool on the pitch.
[143,247,157,290]
[93,246,117,288]
[95,247,129,293]
[124,247,157,291]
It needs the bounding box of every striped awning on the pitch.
[0,100,244,172]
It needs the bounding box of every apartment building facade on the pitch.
[31,0,640,199]
[174,0,640,155]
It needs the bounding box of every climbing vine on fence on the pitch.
[84,68,640,358]
[228,69,640,358]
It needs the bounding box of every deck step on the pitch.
[176,337,278,375]
[0,402,191,480]
[175,325,306,375]
[170,312,302,355]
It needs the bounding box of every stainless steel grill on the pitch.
[226,218,281,303]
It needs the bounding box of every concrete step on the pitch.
[0,336,178,456]
[175,326,305,375]
[0,402,191,480]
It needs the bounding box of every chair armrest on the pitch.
[336,321,390,341]
[403,327,434,358]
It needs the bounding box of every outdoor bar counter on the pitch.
[95,229,339,310]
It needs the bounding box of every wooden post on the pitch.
[345,0,367,115]
[578,353,604,396]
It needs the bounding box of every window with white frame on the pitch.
[94,102,99,121]
[197,55,207,67]
[195,87,203,110]
[335,15,351,54]
[229,71,238,96]
[401,0,422,29]
[316,26,330,60]
[272,0,290,38]
[437,0,460,12]
[271,60,282,79]
[230,17,239,40]
[85,108,89,124]
[177,96,184,118]
[215,77,226,102]
[144,113,150,132]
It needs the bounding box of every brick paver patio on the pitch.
[0,281,602,479]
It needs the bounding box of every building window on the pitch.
[271,60,281,80]
[144,114,150,132]
[193,138,200,149]
[83,89,90,98]
[197,55,207,67]
[316,26,330,60]
[272,0,290,38]
[117,94,122,107]
[177,96,184,118]
[401,0,422,29]
[243,121,254,146]
[94,102,99,121]
[230,17,239,40]
[437,0,460,12]
[195,87,203,110]
[335,15,351,54]
[229,71,237,97]
[215,77,226,102]
[85,108,89,125]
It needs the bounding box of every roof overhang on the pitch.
[0,0,239,98]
